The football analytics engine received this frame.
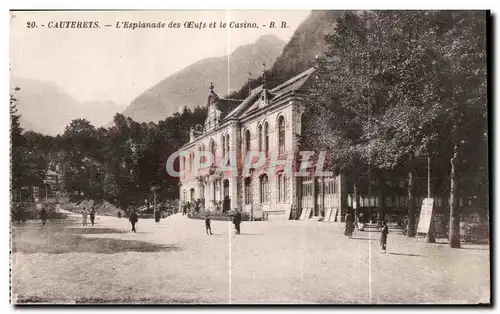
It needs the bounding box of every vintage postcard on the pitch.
[9,10,490,304]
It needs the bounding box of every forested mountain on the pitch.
[121,35,286,123]
[228,10,345,99]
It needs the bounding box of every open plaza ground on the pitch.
[11,211,490,304]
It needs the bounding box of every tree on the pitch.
[11,87,45,198]
[303,11,487,242]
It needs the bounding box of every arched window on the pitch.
[189,152,194,174]
[277,173,282,202]
[222,135,226,160]
[245,129,251,152]
[200,184,205,201]
[278,116,285,154]
[244,177,252,205]
[264,122,269,156]
[225,134,230,165]
[260,174,269,203]
[258,124,263,151]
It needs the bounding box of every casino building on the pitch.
[176,68,347,221]
[176,67,486,223]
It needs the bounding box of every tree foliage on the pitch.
[302,11,487,242]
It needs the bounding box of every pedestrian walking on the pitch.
[82,208,88,226]
[344,212,354,238]
[155,210,161,223]
[40,206,48,226]
[233,210,242,235]
[380,221,389,253]
[117,210,122,218]
[205,214,213,235]
[129,209,139,233]
[89,207,96,226]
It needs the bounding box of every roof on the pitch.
[179,68,316,150]
[270,67,316,101]
[225,67,316,121]
[217,98,244,120]
[224,86,263,120]
[46,170,58,176]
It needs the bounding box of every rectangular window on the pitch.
[278,174,282,202]
[283,175,287,201]
[260,176,269,203]
[244,179,251,205]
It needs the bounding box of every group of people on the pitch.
[344,211,389,253]
[81,207,96,226]
[204,209,243,236]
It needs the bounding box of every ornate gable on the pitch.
[204,82,222,133]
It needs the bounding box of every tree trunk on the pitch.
[449,143,461,248]
[425,157,436,243]
[407,171,416,237]
[377,175,385,225]
[353,181,359,218]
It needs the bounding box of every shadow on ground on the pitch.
[388,252,422,257]
[11,222,181,254]
[14,296,209,304]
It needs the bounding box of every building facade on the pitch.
[177,68,345,221]
[176,68,486,224]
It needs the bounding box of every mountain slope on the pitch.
[228,10,345,100]
[11,78,124,136]
[121,35,286,123]
[271,10,345,77]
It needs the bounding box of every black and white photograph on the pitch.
[8,9,490,304]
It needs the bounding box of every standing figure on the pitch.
[344,212,354,238]
[82,208,88,226]
[117,210,122,218]
[233,210,242,235]
[223,196,230,213]
[403,216,409,236]
[129,210,139,233]
[155,210,161,223]
[89,207,96,226]
[380,221,389,253]
[205,214,213,235]
[40,206,48,225]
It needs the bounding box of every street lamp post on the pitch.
[425,156,436,243]
[427,156,431,198]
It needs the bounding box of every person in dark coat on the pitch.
[205,214,213,235]
[155,210,161,223]
[223,196,230,213]
[89,207,96,226]
[40,206,48,225]
[129,210,139,233]
[344,212,354,238]
[117,210,122,219]
[233,210,242,235]
[380,221,389,253]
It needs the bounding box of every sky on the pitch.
[10,10,310,106]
